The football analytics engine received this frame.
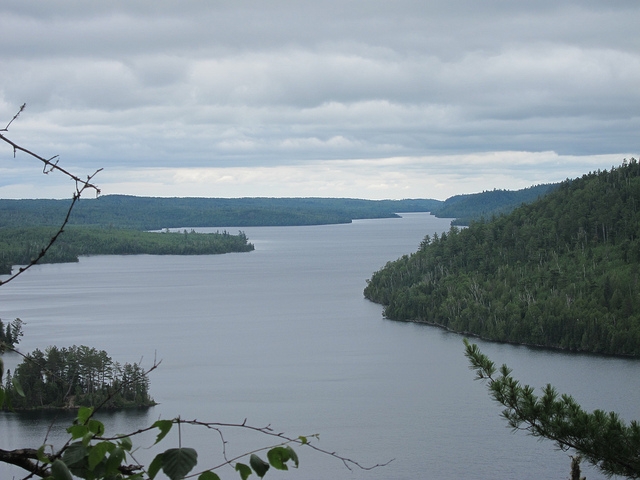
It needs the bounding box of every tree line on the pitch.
[0,227,254,274]
[433,183,558,225]
[0,196,444,230]
[4,345,154,410]
[365,159,640,356]
[0,192,558,231]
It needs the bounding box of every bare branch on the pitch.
[178,418,393,474]
[1,103,26,132]
[0,448,49,478]
[0,105,102,286]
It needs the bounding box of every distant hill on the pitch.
[0,196,444,230]
[364,159,640,356]
[431,183,559,225]
[0,186,561,231]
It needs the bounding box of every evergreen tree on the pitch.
[465,339,640,478]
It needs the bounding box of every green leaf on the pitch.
[88,441,114,470]
[287,446,299,467]
[148,453,164,480]
[249,454,270,478]
[66,424,89,439]
[118,435,133,451]
[11,377,24,397]
[199,471,221,480]
[77,406,94,425]
[152,419,173,445]
[82,431,94,447]
[37,445,51,464]
[266,447,289,470]
[267,446,298,470]
[235,462,252,480]
[62,443,88,467]
[88,418,105,436]
[161,447,198,480]
[298,435,308,445]
[105,446,125,474]
[50,459,74,480]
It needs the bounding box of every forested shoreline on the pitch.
[0,227,254,275]
[0,191,555,230]
[365,159,640,356]
[435,183,558,225]
[0,190,557,275]
[0,196,443,230]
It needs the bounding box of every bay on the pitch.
[0,213,638,479]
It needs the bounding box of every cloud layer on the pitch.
[0,1,638,199]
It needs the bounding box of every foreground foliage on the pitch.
[465,340,640,478]
[365,160,640,355]
[1,403,307,479]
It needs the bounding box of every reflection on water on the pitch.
[0,407,153,447]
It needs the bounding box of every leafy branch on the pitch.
[9,407,389,480]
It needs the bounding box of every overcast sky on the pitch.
[0,1,638,200]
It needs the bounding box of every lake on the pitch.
[0,213,638,479]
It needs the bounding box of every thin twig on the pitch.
[1,103,25,132]
[0,105,102,286]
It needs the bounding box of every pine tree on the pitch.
[465,339,640,478]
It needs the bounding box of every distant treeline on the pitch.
[0,227,253,274]
[432,183,559,225]
[0,191,560,231]
[0,197,444,230]
[0,188,560,274]
[365,159,640,356]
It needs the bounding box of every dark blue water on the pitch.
[0,213,638,479]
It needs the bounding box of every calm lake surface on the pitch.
[0,213,638,479]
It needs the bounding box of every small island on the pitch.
[4,345,154,410]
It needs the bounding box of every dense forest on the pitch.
[0,193,557,230]
[4,345,154,410]
[0,188,559,275]
[0,196,444,230]
[365,159,640,356]
[0,227,254,275]
[432,183,558,225]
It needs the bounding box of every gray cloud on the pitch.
[0,1,638,198]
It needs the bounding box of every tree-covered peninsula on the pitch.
[364,159,640,356]
[0,227,253,275]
